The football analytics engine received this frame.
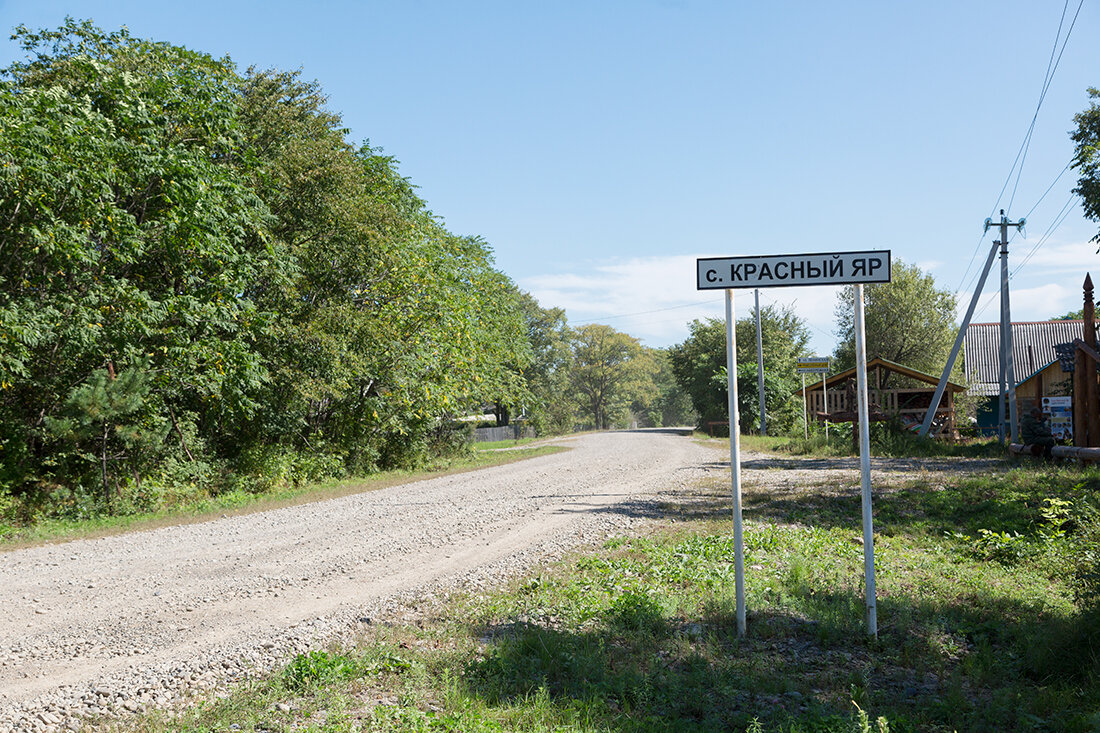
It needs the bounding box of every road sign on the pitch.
[797,357,831,374]
[697,250,891,290]
[701,249,889,639]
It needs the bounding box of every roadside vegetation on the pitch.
[0,20,694,535]
[109,454,1100,732]
[705,424,1004,460]
[0,445,565,549]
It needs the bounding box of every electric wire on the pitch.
[970,194,1080,321]
[1013,195,1079,275]
[954,0,1083,296]
[1006,0,1078,213]
[573,299,722,322]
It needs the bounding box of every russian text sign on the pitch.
[697,250,891,290]
[797,357,831,374]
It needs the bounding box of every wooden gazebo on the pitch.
[797,357,966,438]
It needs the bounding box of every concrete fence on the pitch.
[471,425,536,443]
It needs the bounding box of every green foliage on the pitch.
[670,317,728,425]
[0,20,534,515]
[670,305,810,433]
[1071,500,1100,607]
[515,292,574,434]
[1072,87,1100,243]
[833,260,958,378]
[568,324,653,429]
[635,348,697,428]
[283,650,364,691]
[124,459,1100,732]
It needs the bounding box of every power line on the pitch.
[1006,0,1079,212]
[1003,157,1073,250]
[970,195,1081,321]
[1013,195,1079,275]
[955,0,1084,296]
[574,298,722,322]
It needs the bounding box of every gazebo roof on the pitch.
[796,357,966,397]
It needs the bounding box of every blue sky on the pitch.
[1,1,1097,355]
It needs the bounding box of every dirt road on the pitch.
[0,430,713,730]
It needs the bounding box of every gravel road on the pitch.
[0,429,715,732]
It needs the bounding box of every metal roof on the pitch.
[964,321,1084,396]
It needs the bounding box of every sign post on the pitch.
[796,357,831,440]
[854,286,878,637]
[698,250,889,638]
[724,290,746,636]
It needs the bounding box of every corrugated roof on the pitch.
[964,321,1085,396]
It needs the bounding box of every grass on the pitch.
[699,427,1005,460]
[0,445,567,550]
[105,457,1100,732]
[472,437,543,450]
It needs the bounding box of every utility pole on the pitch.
[994,210,1025,444]
[755,289,766,436]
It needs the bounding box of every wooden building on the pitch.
[797,357,966,438]
[963,320,1082,436]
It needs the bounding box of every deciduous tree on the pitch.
[569,325,651,430]
[1072,87,1100,244]
[833,260,958,381]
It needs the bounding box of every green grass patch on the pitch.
[698,426,1005,460]
[472,437,541,450]
[0,445,566,550]
[107,461,1100,732]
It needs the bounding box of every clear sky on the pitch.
[1,1,1097,355]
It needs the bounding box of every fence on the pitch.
[471,425,536,443]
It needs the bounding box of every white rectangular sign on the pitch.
[797,357,831,374]
[697,250,891,290]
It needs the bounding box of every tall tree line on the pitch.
[0,21,695,515]
[0,21,532,505]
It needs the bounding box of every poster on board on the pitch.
[1042,396,1073,441]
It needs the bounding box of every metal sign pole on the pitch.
[854,284,878,638]
[699,250,890,640]
[802,373,808,439]
[725,289,746,637]
[824,377,830,440]
[755,289,766,436]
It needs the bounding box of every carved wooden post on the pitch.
[1086,274,1100,447]
[1075,337,1088,448]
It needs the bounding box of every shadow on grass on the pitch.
[459,580,1100,733]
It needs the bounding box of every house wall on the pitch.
[1015,362,1072,413]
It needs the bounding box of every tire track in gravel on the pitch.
[0,429,713,729]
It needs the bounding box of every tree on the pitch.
[515,292,574,434]
[0,20,537,505]
[1072,87,1100,244]
[833,260,958,381]
[568,325,652,430]
[635,349,696,428]
[0,20,281,496]
[669,304,810,433]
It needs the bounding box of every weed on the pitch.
[283,650,363,691]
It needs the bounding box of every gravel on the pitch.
[0,429,715,732]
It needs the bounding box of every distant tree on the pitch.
[568,325,651,430]
[833,260,958,382]
[635,349,697,428]
[1072,87,1100,245]
[669,319,727,427]
[670,304,810,433]
[516,292,573,434]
